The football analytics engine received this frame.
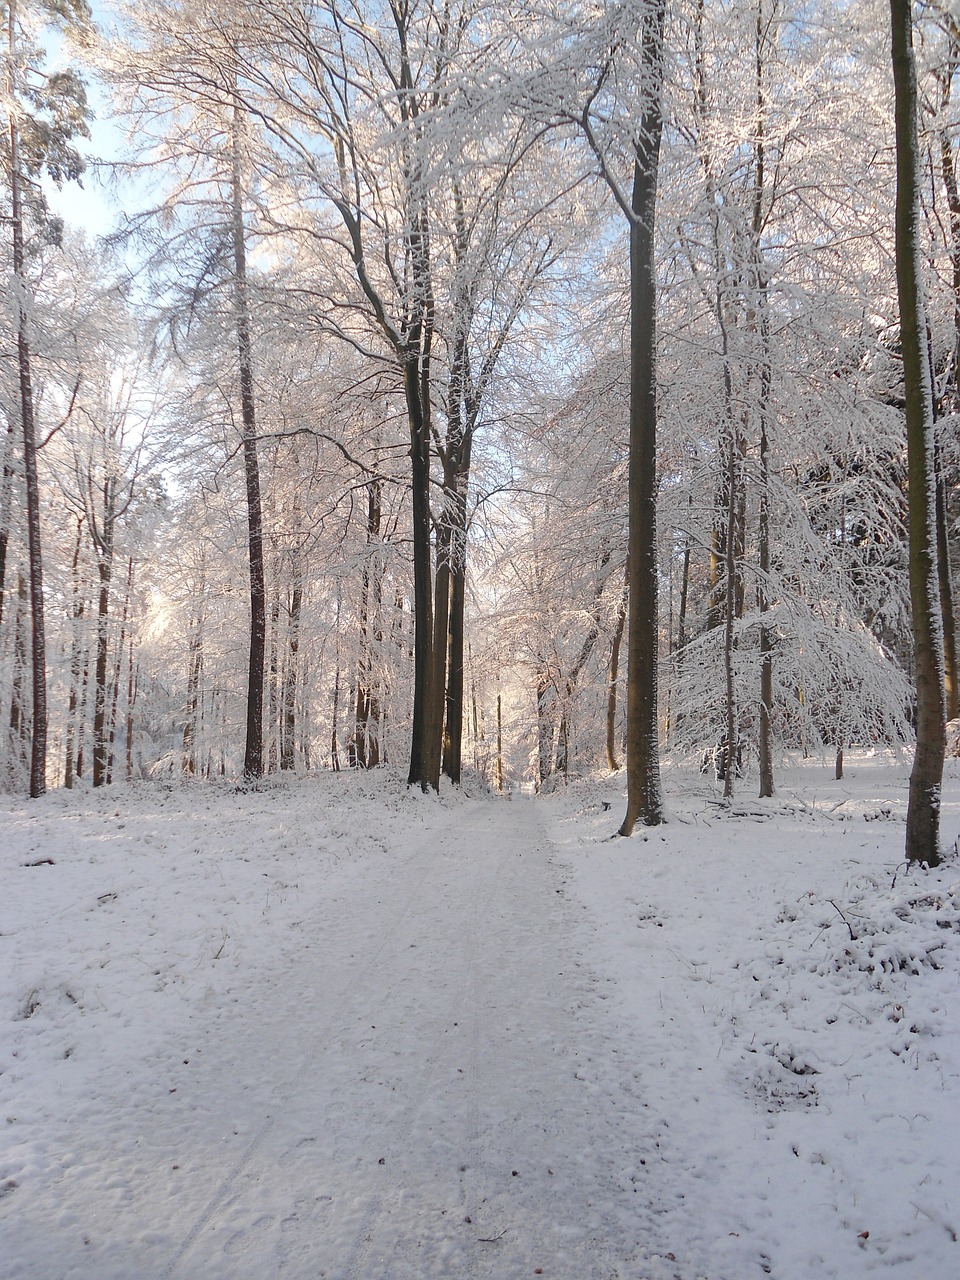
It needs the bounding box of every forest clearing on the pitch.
[1,754,958,1279]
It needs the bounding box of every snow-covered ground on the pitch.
[1,753,957,1279]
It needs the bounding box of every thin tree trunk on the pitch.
[496,690,503,793]
[75,631,90,781]
[331,662,342,772]
[106,556,133,784]
[469,642,481,771]
[183,606,203,776]
[354,481,381,768]
[9,573,28,779]
[758,397,774,797]
[754,0,774,798]
[64,519,85,790]
[92,486,114,788]
[281,570,302,771]
[892,0,946,866]
[268,588,280,772]
[126,636,137,781]
[0,416,13,635]
[721,382,739,802]
[230,95,265,781]
[934,445,958,720]
[185,576,207,773]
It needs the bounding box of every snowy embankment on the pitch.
[545,753,960,1278]
[1,754,958,1279]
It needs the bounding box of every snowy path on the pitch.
[3,791,660,1279]
[6,762,959,1279]
[162,796,655,1280]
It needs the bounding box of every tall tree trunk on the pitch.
[8,2,46,797]
[230,96,266,781]
[619,0,667,835]
[440,224,475,786]
[405,345,440,790]
[892,0,946,866]
[754,0,774,798]
[937,36,960,720]
[721,383,740,802]
[758,391,774,797]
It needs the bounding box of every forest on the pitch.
[2,0,957,856]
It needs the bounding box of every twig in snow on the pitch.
[828,899,856,941]
[909,1202,958,1242]
[478,1229,508,1243]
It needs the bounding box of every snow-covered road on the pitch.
[161,796,653,1279]
[4,760,959,1279]
[2,784,664,1279]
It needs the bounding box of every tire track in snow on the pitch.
[337,807,513,1280]
[161,815,448,1279]
[167,796,661,1279]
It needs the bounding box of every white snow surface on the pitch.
[1,753,958,1279]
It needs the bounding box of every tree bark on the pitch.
[934,444,958,720]
[92,482,114,788]
[606,576,627,772]
[267,588,280,773]
[754,0,774,799]
[892,0,946,866]
[9,573,28,781]
[106,557,133,784]
[126,634,137,781]
[8,1,46,797]
[0,415,12,635]
[619,0,667,835]
[230,96,266,781]
[183,613,203,776]
[64,519,85,790]
[354,480,382,768]
[937,34,960,720]
[281,569,303,771]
